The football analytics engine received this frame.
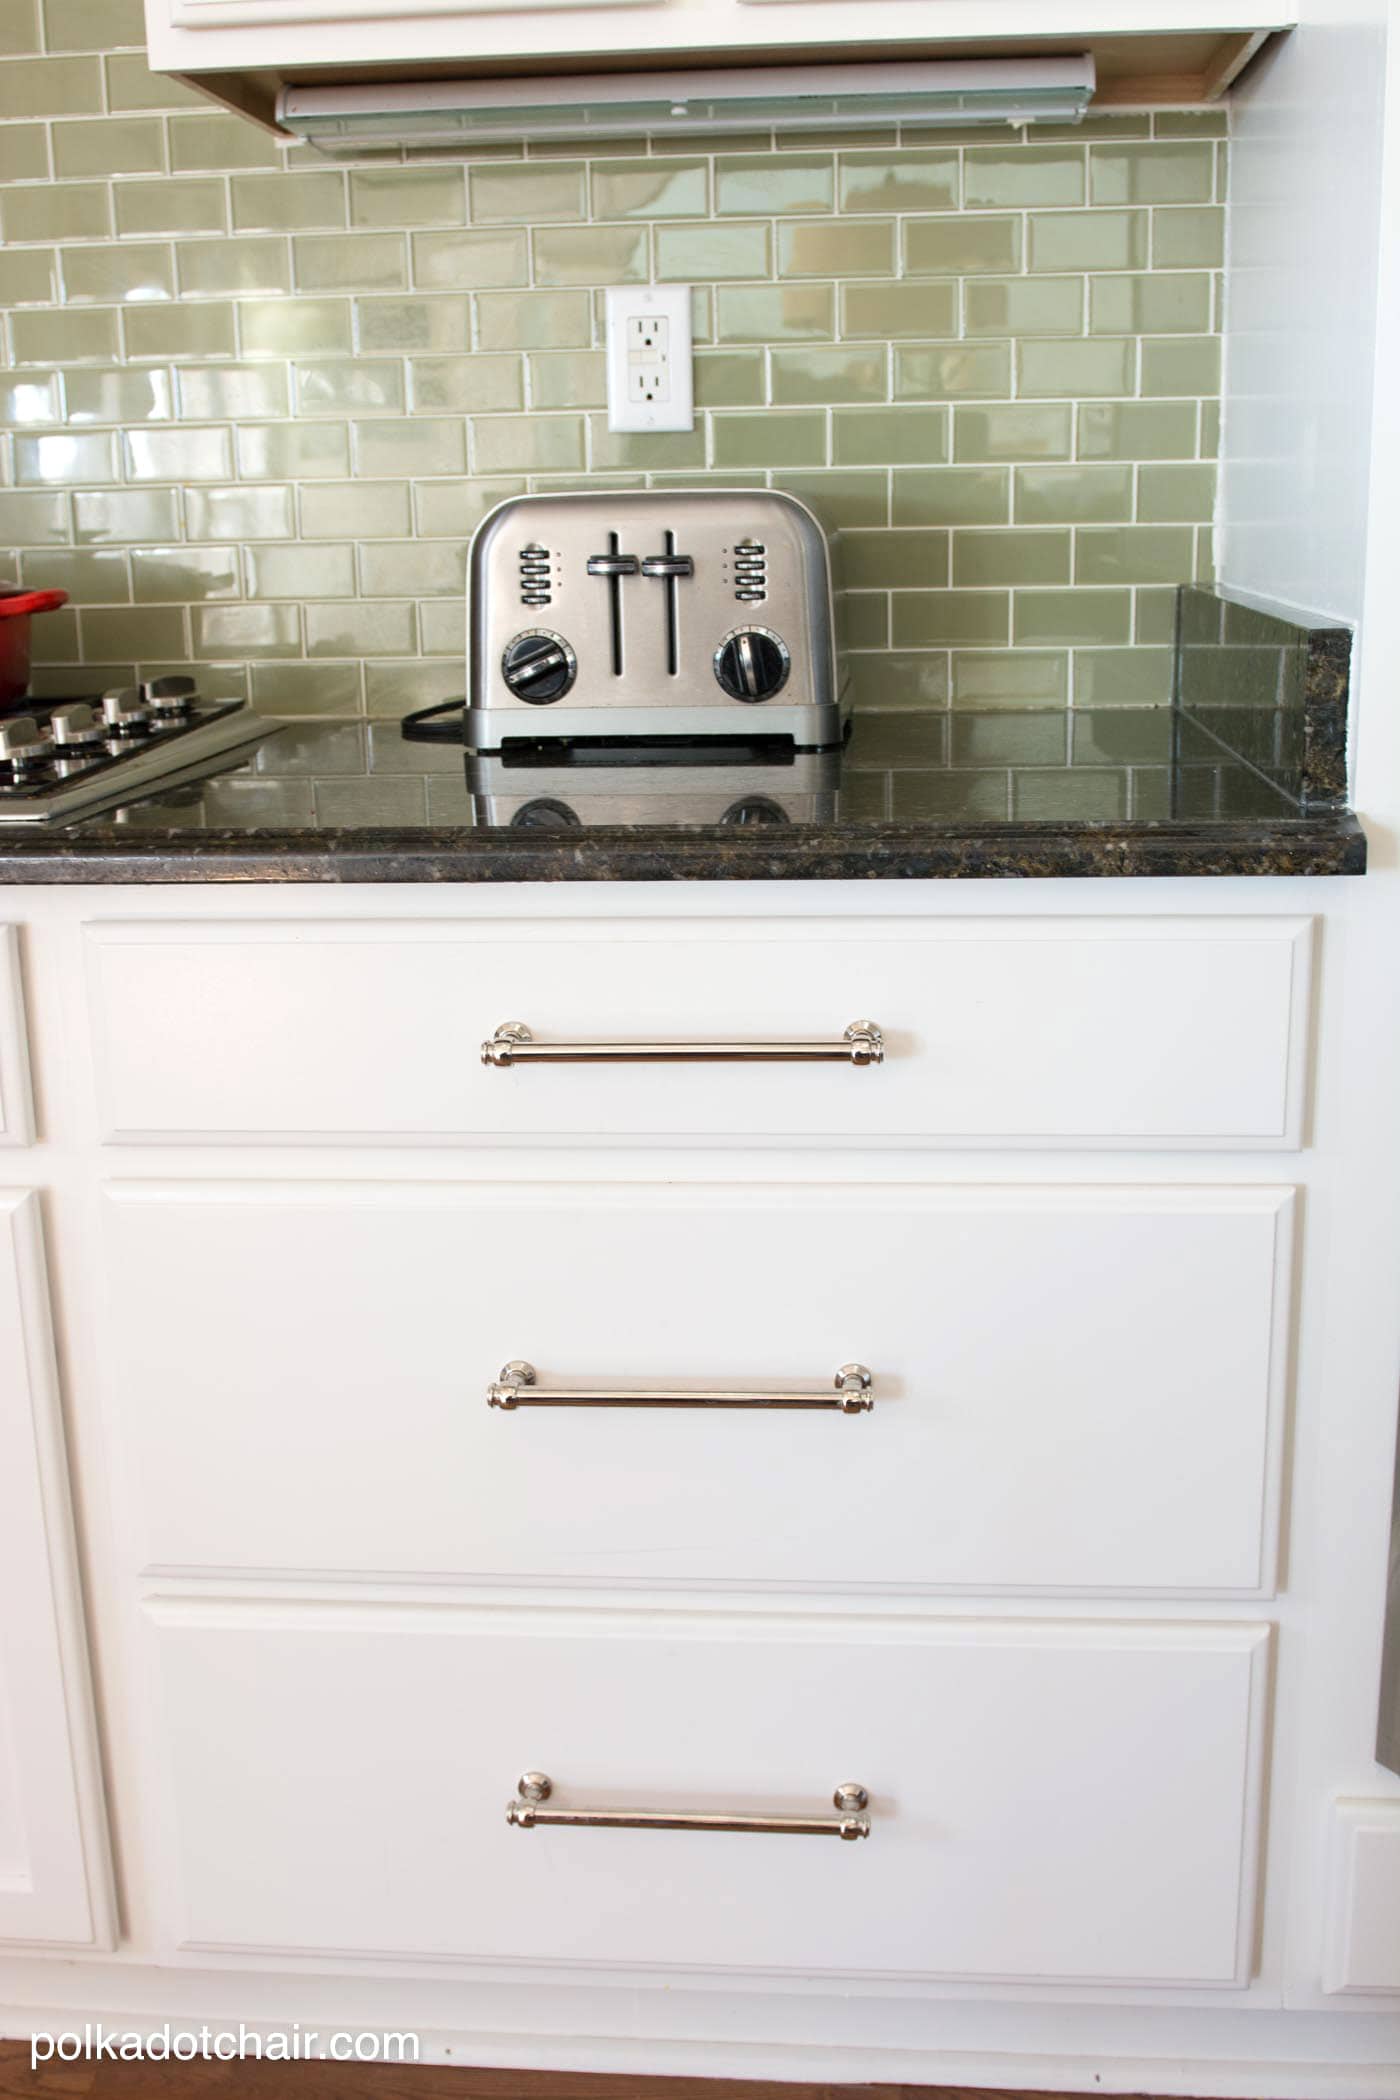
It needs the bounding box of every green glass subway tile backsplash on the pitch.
[0,10,1222,715]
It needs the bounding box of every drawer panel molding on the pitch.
[0,927,35,1148]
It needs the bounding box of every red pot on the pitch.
[0,585,69,710]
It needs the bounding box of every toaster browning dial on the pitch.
[501,629,577,703]
[714,626,791,702]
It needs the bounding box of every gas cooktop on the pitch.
[0,683,271,823]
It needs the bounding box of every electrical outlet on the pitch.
[605,285,693,434]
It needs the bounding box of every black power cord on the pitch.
[400,699,466,743]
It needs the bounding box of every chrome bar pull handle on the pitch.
[507,1773,871,1841]
[488,1361,874,1413]
[482,1019,884,1068]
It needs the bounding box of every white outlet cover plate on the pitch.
[605,284,694,434]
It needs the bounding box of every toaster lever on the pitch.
[641,553,694,579]
[586,553,640,577]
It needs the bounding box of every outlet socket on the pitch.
[605,285,693,434]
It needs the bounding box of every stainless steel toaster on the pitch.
[466,489,847,751]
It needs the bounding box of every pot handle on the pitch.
[0,588,69,618]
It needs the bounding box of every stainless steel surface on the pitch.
[49,703,103,748]
[467,488,845,751]
[0,716,44,765]
[481,1018,884,1066]
[466,744,843,829]
[102,686,151,733]
[487,1359,875,1412]
[144,675,198,717]
[507,1773,872,1840]
[0,691,274,824]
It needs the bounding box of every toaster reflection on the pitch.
[466,742,842,828]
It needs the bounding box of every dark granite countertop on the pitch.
[0,705,1365,883]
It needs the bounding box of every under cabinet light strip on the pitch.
[275,57,1096,153]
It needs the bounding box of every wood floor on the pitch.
[0,2050,1207,2099]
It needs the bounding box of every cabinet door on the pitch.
[0,1192,113,1948]
[167,0,657,24]
[0,927,34,1148]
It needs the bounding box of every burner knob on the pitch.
[143,675,198,719]
[49,702,104,748]
[501,630,577,704]
[102,686,151,734]
[720,794,790,827]
[0,716,45,766]
[509,798,582,831]
[714,628,791,703]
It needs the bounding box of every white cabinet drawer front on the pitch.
[171,0,653,20]
[0,928,34,1147]
[86,916,1313,1149]
[1323,1801,1400,1993]
[151,1604,1270,1986]
[105,1181,1292,1595]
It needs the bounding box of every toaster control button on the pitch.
[714,627,790,703]
[501,629,577,703]
[641,553,694,579]
[586,553,640,577]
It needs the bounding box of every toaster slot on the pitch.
[585,533,638,676]
[639,529,696,679]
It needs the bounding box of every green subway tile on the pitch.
[13,306,118,363]
[1015,464,1133,523]
[893,467,1008,527]
[1077,401,1198,460]
[169,113,280,172]
[246,544,355,599]
[0,55,100,118]
[365,660,463,715]
[1073,647,1174,705]
[589,422,707,471]
[894,342,1012,401]
[846,650,947,711]
[185,485,295,541]
[292,233,405,293]
[193,604,300,659]
[358,541,465,598]
[1090,141,1215,205]
[24,548,128,602]
[412,228,528,290]
[953,528,1071,587]
[53,115,163,177]
[892,590,1009,647]
[844,597,888,648]
[355,416,466,478]
[131,546,239,602]
[1153,207,1225,268]
[715,154,832,215]
[693,349,764,408]
[67,367,171,421]
[768,470,887,530]
[415,354,524,413]
[357,295,467,354]
[115,178,226,238]
[0,492,70,546]
[954,404,1072,463]
[418,604,467,656]
[1138,463,1217,522]
[1089,271,1212,335]
[833,406,946,466]
[240,298,351,357]
[592,158,707,218]
[306,601,415,658]
[27,607,81,664]
[471,415,585,475]
[295,359,404,415]
[180,235,290,298]
[232,172,347,233]
[1012,588,1131,646]
[349,165,465,228]
[951,650,1068,708]
[1027,210,1147,273]
[299,480,411,539]
[105,51,202,111]
[657,221,770,281]
[476,289,592,351]
[712,411,826,468]
[0,0,40,53]
[3,182,109,242]
[964,144,1085,207]
[15,430,115,487]
[80,605,186,660]
[716,283,833,342]
[840,280,956,339]
[1137,585,1181,642]
[533,224,648,286]
[413,478,525,538]
[771,346,887,404]
[0,249,58,305]
[0,373,61,424]
[1013,772,1127,822]
[251,663,361,716]
[236,423,350,480]
[842,530,948,590]
[1156,111,1228,138]
[837,149,958,212]
[72,487,178,543]
[1200,400,1221,458]
[176,363,287,419]
[1018,337,1135,399]
[1141,335,1221,395]
[779,217,895,280]
[123,426,231,481]
[62,241,173,304]
[0,125,49,181]
[964,275,1083,336]
[1076,525,1195,584]
[905,215,1020,276]
[470,161,585,224]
